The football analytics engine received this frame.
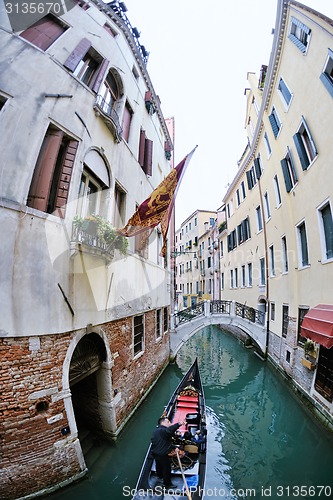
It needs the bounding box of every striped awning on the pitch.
[300,304,333,348]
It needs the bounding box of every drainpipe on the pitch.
[257,175,270,358]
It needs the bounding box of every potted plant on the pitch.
[72,215,128,255]
[301,339,317,370]
[304,339,317,358]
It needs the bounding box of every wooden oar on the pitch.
[175,448,192,500]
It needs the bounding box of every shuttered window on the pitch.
[280,149,298,192]
[297,221,309,267]
[293,118,317,170]
[278,77,292,107]
[288,17,311,53]
[268,107,281,138]
[138,129,153,176]
[320,49,333,98]
[254,157,262,179]
[64,39,108,92]
[27,126,78,218]
[320,203,333,260]
[20,15,66,50]
[121,101,133,142]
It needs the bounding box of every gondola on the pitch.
[132,358,206,500]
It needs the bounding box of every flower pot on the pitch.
[301,357,316,370]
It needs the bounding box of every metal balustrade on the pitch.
[174,303,204,324]
[235,301,265,325]
[210,300,231,315]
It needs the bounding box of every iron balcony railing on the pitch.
[94,95,123,142]
[235,301,265,325]
[71,225,115,259]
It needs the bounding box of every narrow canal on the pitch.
[49,326,333,499]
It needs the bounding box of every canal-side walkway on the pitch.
[170,300,267,356]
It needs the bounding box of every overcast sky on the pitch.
[123,0,333,228]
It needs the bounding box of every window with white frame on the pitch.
[234,268,238,288]
[269,245,275,277]
[268,106,281,138]
[264,192,271,221]
[236,189,241,207]
[241,180,246,200]
[230,269,234,289]
[281,148,298,192]
[282,235,289,273]
[259,257,266,286]
[248,262,253,287]
[241,265,246,287]
[221,272,224,290]
[271,302,275,321]
[296,221,309,268]
[318,201,333,261]
[288,16,311,54]
[77,169,103,218]
[293,118,317,170]
[273,174,282,207]
[133,315,144,356]
[320,49,333,98]
[156,309,162,339]
[278,77,292,108]
[252,96,259,115]
[114,183,126,228]
[256,205,263,232]
[264,132,272,158]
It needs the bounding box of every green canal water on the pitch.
[49,326,333,499]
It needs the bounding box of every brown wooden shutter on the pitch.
[144,139,153,176]
[20,16,65,50]
[53,140,79,218]
[64,38,92,72]
[27,129,64,212]
[138,129,146,167]
[122,103,132,142]
[91,59,109,93]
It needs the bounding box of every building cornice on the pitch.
[222,0,287,202]
[91,0,173,150]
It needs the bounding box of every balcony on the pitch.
[93,95,123,143]
[70,216,128,263]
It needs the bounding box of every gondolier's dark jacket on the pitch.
[151,422,181,456]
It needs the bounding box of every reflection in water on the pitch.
[177,326,333,496]
[49,325,333,500]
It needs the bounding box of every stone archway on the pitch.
[62,330,117,467]
[69,333,107,436]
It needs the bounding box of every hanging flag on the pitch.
[117,146,197,256]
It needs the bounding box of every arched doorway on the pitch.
[257,296,267,325]
[68,332,116,456]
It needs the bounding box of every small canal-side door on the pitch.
[68,332,115,454]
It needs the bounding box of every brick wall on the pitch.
[0,307,170,498]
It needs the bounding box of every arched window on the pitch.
[77,150,110,218]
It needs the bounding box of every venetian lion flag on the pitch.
[117,146,197,256]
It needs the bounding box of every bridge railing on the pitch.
[210,300,232,315]
[235,301,265,325]
[174,302,204,325]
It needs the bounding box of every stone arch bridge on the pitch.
[170,300,268,358]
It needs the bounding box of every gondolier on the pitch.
[132,358,207,500]
[151,416,185,489]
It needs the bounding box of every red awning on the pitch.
[300,304,333,348]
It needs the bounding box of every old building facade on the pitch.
[0,1,173,497]
[219,0,333,426]
[175,210,216,310]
